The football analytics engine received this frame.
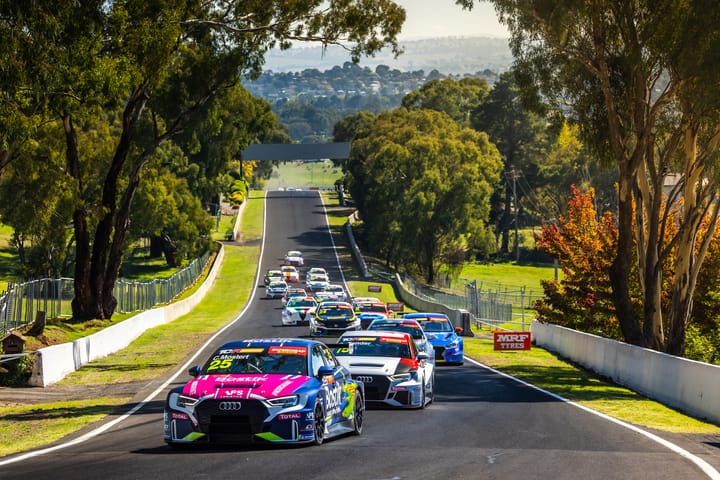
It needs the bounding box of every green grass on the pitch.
[457,261,557,295]
[0,193,264,456]
[265,160,343,190]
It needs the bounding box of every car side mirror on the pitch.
[188,366,201,377]
[417,352,430,361]
[455,326,463,334]
[317,365,334,378]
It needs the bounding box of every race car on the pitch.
[309,301,360,336]
[306,267,328,280]
[266,280,288,299]
[284,250,304,266]
[164,338,364,446]
[353,300,391,329]
[264,269,284,286]
[334,330,433,409]
[281,265,300,283]
[367,318,435,363]
[403,312,464,365]
[282,296,318,326]
[306,273,330,293]
[282,286,308,306]
[315,284,347,302]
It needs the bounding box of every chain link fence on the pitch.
[0,252,211,338]
[401,274,542,331]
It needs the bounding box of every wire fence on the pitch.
[0,252,211,339]
[402,274,543,331]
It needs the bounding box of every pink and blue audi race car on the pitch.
[403,313,465,365]
[164,338,364,447]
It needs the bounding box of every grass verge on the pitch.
[0,192,264,457]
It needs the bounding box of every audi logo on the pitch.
[355,376,374,383]
[218,401,242,411]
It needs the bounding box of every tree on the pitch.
[468,0,720,355]
[1,1,406,321]
[471,71,548,256]
[348,108,502,282]
[402,77,490,127]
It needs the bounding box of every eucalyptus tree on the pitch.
[0,0,406,321]
[402,77,490,127]
[462,1,720,354]
[349,108,502,282]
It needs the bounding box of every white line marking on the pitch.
[463,355,720,480]
[0,193,269,466]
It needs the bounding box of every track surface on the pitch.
[0,191,715,479]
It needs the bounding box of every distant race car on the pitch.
[353,300,391,329]
[306,267,328,280]
[284,250,304,266]
[403,312,464,365]
[281,265,300,283]
[164,338,364,446]
[334,330,433,409]
[306,273,330,293]
[367,318,435,363]
[264,269,284,286]
[266,280,288,299]
[282,296,318,326]
[309,301,360,336]
[282,286,308,306]
[315,284,347,303]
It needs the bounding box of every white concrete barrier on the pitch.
[29,247,225,387]
[532,320,720,425]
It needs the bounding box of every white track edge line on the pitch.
[0,192,270,467]
[463,355,720,480]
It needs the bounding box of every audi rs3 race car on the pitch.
[282,296,318,326]
[164,338,364,447]
[334,330,433,409]
[284,250,304,266]
[403,312,464,365]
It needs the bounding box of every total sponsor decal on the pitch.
[278,413,302,420]
[493,331,532,351]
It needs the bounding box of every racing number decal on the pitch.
[207,358,232,371]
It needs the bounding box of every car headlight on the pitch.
[267,395,300,408]
[172,393,199,409]
[389,372,412,382]
[446,339,459,348]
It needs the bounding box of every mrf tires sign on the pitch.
[493,332,531,351]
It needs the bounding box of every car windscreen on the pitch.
[369,323,424,340]
[202,345,308,375]
[288,299,315,307]
[335,337,411,358]
[418,318,452,332]
[317,306,353,319]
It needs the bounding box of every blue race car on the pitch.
[164,338,364,447]
[403,313,464,365]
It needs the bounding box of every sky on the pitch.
[394,0,509,40]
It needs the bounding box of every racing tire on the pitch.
[352,394,364,435]
[419,377,428,410]
[313,401,326,446]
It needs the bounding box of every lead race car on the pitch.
[164,338,364,447]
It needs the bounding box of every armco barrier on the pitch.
[532,320,720,425]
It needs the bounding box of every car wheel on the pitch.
[352,393,364,435]
[313,401,325,445]
[419,375,427,409]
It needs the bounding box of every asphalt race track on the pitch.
[0,190,717,480]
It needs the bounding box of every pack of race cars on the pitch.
[164,248,466,449]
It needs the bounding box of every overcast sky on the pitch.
[395,0,509,40]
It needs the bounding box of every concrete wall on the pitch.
[29,246,226,387]
[532,320,720,425]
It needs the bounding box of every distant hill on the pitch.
[261,36,513,75]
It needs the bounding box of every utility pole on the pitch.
[511,169,519,262]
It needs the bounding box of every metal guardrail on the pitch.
[0,252,212,338]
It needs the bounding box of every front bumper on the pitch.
[309,318,361,335]
[357,374,424,408]
[164,397,318,445]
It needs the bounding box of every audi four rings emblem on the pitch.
[219,401,242,410]
[355,376,373,383]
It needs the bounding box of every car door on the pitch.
[320,344,350,426]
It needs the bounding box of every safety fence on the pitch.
[0,252,211,338]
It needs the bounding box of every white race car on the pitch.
[315,284,348,302]
[334,330,434,409]
[281,296,318,326]
[284,250,304,266]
